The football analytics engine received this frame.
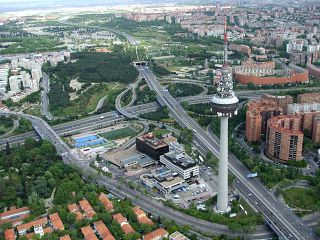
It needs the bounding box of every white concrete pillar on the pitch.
[217,116,229,212]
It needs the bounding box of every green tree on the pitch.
[28,191,45,215]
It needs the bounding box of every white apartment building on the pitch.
[9,75,22,94]
[160,151,199,180]
[0,64,9,93]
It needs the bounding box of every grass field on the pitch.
[281,187,319,211]
[100,127,138,140]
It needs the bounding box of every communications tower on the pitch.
[211,20,239,213]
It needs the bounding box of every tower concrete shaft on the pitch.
[217,116,229,212]
[211,19,238,213]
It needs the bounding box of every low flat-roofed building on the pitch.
[93,220,115,240]
[4,228,15,240]
[16,217,48,236]
[112,213,135,235]
[143,228,168,240]
[81,225,99,240]
[98,193,114,212]
[49,213,64,231]
[160,151,199,180]
[0,207,30,225]
[79,199,96,219]
[120,154,155,168]
[169,231,190,240]
[132,206,153,225]
[154,175,187,194]
[59,235,71,240]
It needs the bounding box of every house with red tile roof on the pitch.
[59,235,72,240]
[93,220,115,240]
[4,228,15,240]
[0,207,30,225]
[49,213,64,230]
[132,206,153,225]
[112,213,135,235]
[143,228,168,240]
[79,199,96,219]
[16,217,48,236]
[98,193,114,212]
[24,227,53,239]
[81,225,99,240]
[67,203,84,221]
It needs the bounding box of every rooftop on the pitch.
[16,217,48,233]
[121,154,155,166]
[137,133,168,149]
[79,199,96,219]
[162,151,197,170]
[81,225,98,240]
[93,220,115,240]
[60,235,72,240]
[98,193,114,211]
[49,213,64,231]
[4,228,15,240]
[143,228,168,240]
[0,206,30,219]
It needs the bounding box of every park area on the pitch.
[281,187,320,213]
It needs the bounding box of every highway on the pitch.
[0,110,276,239]
[138,65,316,240]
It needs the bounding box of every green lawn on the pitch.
[281,187,319,211]
[100,127,138,140]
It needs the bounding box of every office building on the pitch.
[160,151,199,180]
[136,133,169,160]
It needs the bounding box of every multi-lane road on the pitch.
[1,67,318,239]
[138,65,316,240]
[40,72,54,121]
[0,110,277,239]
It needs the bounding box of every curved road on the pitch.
[0,110,275,239]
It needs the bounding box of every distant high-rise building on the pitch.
[266,115,304,162]
[297,93,320,104]
[312,115,320,144]
[246,99,283,143]
[9,75,22,94]
[0,64,10,94]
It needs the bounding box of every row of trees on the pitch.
[168,83,203,98]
